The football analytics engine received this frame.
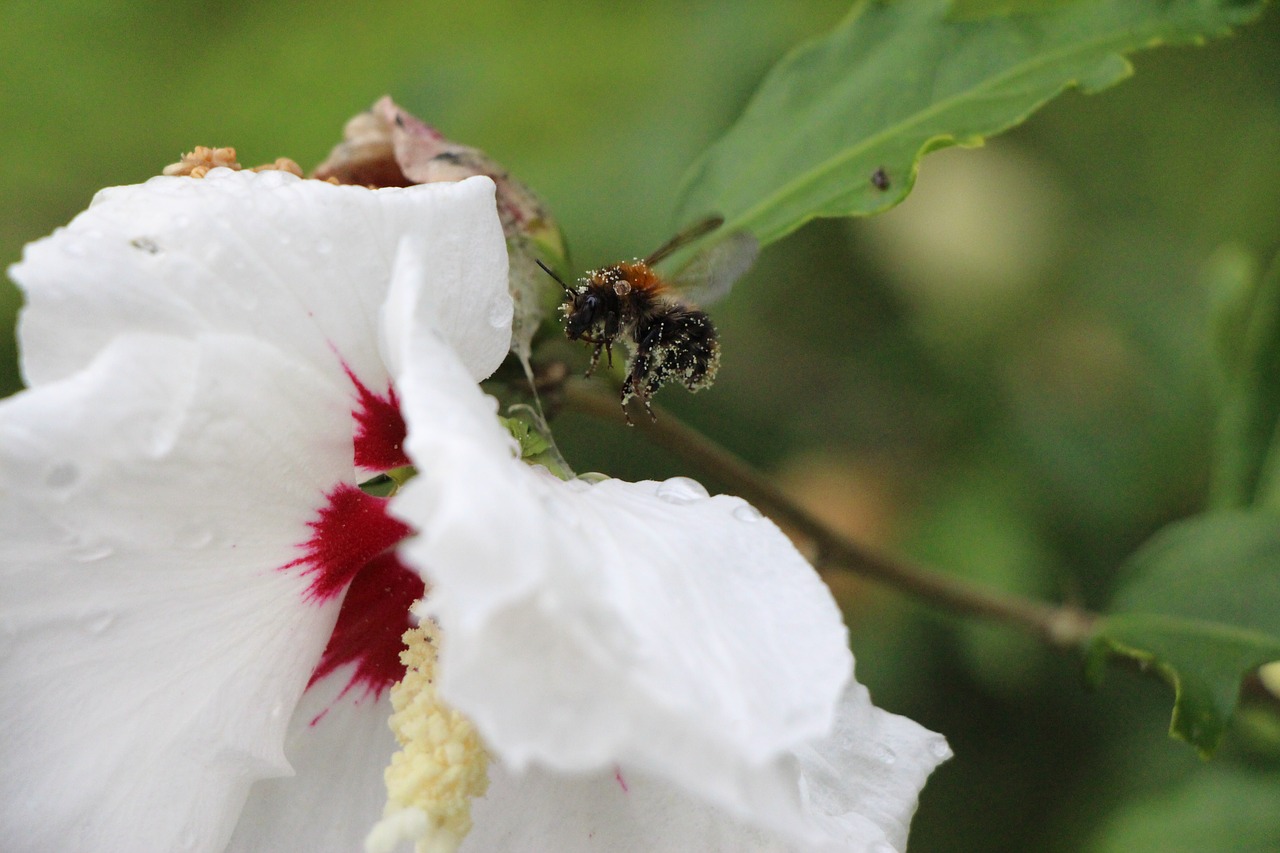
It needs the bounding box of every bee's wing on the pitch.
[670,230,760,306]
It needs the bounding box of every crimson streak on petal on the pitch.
[345,365,409,471]
[308,550,425,699]
[285,484,411,603]
[284,484,423,699]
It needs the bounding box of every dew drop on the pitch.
[538,492,580,528]
[176,525,215,549]
[576,472,610,484]
[732,503,763,523]
[84,611,116,634]
[44,461,80,490]
[488,297,512,328]
[85,228,105,240]
[874,744,897,765]
[73,542,115,563]
[64,241,86,258]
[929,736,950,759]
[655,476,709,505]
[315,239,333,255]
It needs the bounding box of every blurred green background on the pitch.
[4,1,1280,850]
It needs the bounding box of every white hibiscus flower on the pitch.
[0,167,948,853]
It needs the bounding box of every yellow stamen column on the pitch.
[365,622,489,853]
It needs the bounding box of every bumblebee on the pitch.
[539,217,756,423]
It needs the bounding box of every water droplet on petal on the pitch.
[538,492,580,528]
[85,228,105,240]
[74,542,115,563]
[315,239,333,255]
[655,477,708,505]
[929,736,950,759]
[488,297,512,328]
[44,461,80,490]
[732,503,763,522]
[176,526,215,549]
[84,611,115,634]
[576,472,610,484]
[64,242,86,258]
[874,744,897,765]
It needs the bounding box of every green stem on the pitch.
[563,382,1097,651]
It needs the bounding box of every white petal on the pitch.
[11,171,510,389]
[464,762,778,852]
[464,680,948,852]
[385,326,863,843]
[380,183,512,383]
[0,334,353,852]
[790,680,952,852]
[227,666,398,852]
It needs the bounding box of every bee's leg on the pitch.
[641,394,657,422]
[584,341,604,378]
[620,371,636,425]
[621,379,656,424]
[624,322,663,424]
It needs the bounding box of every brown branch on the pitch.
[563,382,1097,651]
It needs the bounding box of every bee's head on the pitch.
[538,260,604,341]
[562,288,602,340]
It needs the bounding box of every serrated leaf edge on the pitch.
[1089,611,1280,756]
[1089,633,1223,756]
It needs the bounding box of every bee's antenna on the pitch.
[536,259,575,295]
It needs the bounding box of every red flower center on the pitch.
[283,368,422,700]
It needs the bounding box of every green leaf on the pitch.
[499,414,552,459]
[949,0,1092,20]
[498,412,574,479]
[1086,511,1280,756]
[675,0,1266,249]
[1210,251,1280,512]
